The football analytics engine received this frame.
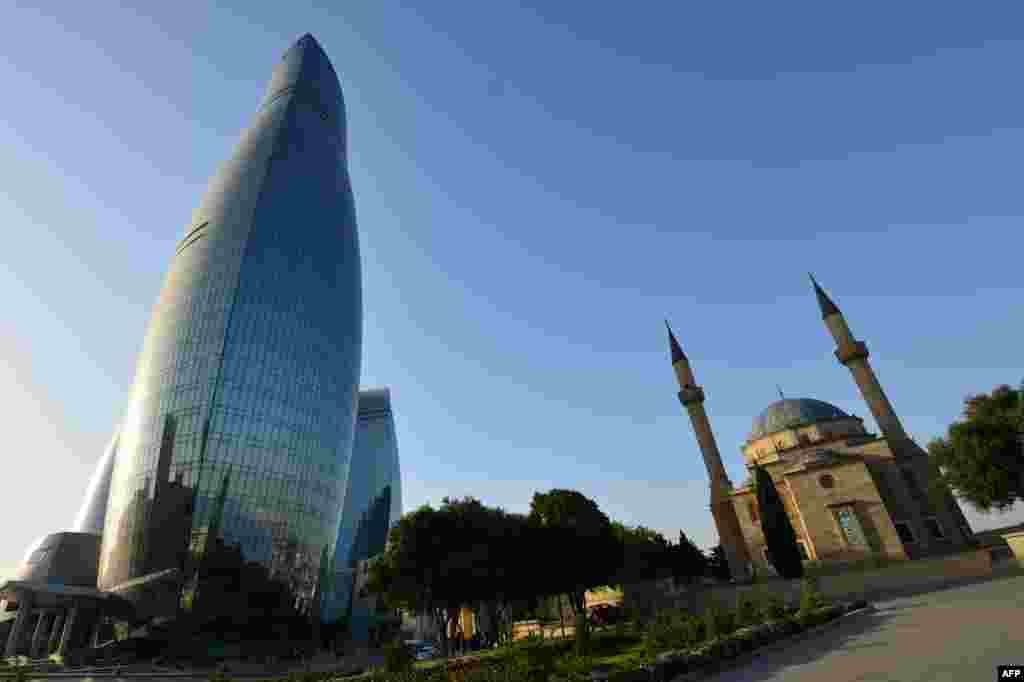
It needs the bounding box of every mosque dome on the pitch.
[749,398,851,440]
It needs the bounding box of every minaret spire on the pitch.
[809,275,909,446]
[665,319,686,365]
[665,322,750,581]
[808,273,840,318]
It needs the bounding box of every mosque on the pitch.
[667,276,974,581]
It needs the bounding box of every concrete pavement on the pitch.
[702,571,1024,682]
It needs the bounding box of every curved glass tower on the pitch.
[98,34,362,626]
[322,388,402,630]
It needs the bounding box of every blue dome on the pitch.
[750,398,850,439]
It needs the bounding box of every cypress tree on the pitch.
[755,466,804,579]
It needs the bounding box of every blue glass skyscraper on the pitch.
[322,388,402,635]
[97,34,363,626]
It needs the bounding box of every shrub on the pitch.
[684,644,714,669]
[639,623,663,663]
[718,638,742,659]
[800,576,826,612]
[795,610,818,628]
[641,609,687,652]
[730,626,759,652]
[573,612,590,657]
[719,607,737,636]
[777,617,801,636]
[702,606,719,642]
[700,606,716,643]
[555,653,593,682]
[384,640,416,674]
[702,638,724,660]
[760,594,787,622]
[736,598,760,627]
[701,602,738,640]
[683,614,706,647]
[512,636,559,682]
[754,621,786,644]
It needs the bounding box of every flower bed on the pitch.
[220,599,869,682]
[646,600,867,682]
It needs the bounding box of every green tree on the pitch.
[670,531,708,587]
[927,383,1024,512]
[529,489,619,654]
[365,497,545,656]
[755,466,804,580]
[482,510,541,646]
[609,522,673,585]
[706,545,731,581]
[364,504,461,657]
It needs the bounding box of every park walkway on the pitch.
[701,568,1024,682]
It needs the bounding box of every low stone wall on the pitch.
[688,548,993,612]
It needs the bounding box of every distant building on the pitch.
[666,276,974,580]
[348,556,402,647]
[72,430,119,536]
[322,388,403,640]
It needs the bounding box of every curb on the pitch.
[669,605,878,682]
[0,669,362,679]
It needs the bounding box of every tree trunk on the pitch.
[501,600,514,645]
[433,609,449,658]
[571,588,589,655]
[558,595,566,639]
[488,600,501,646]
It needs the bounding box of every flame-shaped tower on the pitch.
[96,35,363,623]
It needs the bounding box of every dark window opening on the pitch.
[924,518,946,540]
[894,521,917,544]
[900,468,926,501]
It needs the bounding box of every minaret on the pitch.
[809,275,909,446]
[666,321,750,581]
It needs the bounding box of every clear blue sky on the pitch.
[2,1,1023,580]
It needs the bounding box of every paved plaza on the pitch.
[706,570,1024,682]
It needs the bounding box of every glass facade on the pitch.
[97,34,362,629]
[321,388,402,634]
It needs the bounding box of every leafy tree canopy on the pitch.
[928,383,1024,513]
[529,490,620,611]
[707,544,731,581]
[670,531,708,586]
[608,521,672,586]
